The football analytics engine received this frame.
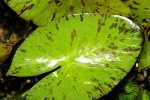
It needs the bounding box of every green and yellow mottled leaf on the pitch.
[138,26,150,69]
[4,0,131,26]
[123,0,150,27]
[122,0,150,69]
[7,14,142,99]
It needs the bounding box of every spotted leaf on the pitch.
[4,0,131,26]
[138,26,150,69]
[123,0,150,69]
[123,0,150,27]
[7,14,142,99]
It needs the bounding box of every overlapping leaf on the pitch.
[7,14,142,99]
[122,0,150,69]
[4,0,131,26]
[138,26,150,69]
[123,0,150,27]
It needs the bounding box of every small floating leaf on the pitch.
[7,14,142,99]
[138,89,150,100]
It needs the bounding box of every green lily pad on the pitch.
[123,0,150,69]
[138,26,150,69]
[7,14,142,99]
[4,0,131,26]
[122,0,150,69]
[123,0,150,27]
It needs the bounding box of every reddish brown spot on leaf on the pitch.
[46,34,53,42]
[81,0,86,6]
[104,82,114,89]
[71,29,76,46]
[107,43,118,50]
[128,5,138,10]
[55,0,60,4]
[109,23,117,29]
[20,4,34,14]
[144,8,150,10]
[117,68,127,73]
[80,14,83,21]
[69,6,74,12]
[97,19,102,34]
[133,1,140,5]
[148,34,150,41]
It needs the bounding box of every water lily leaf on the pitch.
[7,13,142,76]
[123,0,150,27]
[138,26,150,69]
[123,0,150,69]
[4,0,131,26]
[7,14,142,99]
[25,66,130,100]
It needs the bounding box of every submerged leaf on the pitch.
[4,0,131,26]
[138,89,150,100]
[117,79,139,100]
[7,14,142,99]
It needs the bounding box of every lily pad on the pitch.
[7,14,142,99]
[123,0,150,69]
[123,0,150,27]
[138,26,150,69]
[4,0,131,26]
